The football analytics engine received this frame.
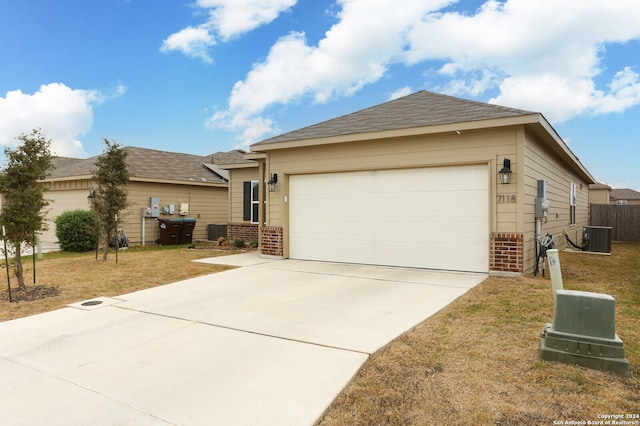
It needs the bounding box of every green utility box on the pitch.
[553,290,616,339]
[540,290,630,377]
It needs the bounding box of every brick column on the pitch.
[261,226,283,257]
[490,232,523,273]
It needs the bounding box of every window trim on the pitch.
[243,180,260,224]
[569,182,577,226]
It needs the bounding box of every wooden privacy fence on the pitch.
[590,204,640,241]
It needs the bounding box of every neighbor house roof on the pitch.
[589,183,612,190]
[610,188,640,201]
[47,147,246,185]
[250,90,595,184]
[253,90,534,146]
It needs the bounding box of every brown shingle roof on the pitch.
[254,90,534,145]
[610,188,640,201]
[48,147,246,184]
[589,183,612,190]
[205,149,250,165]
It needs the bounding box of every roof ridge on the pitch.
[254,90,535,146]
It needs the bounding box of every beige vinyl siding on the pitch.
[42,179,227,247]
[265,127,519,258]
[522,134,590,272]
[589,189,609,205]
[124,182,227,245]
[42,182,93,244]
[228,167,260,223]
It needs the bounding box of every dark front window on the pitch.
[243,180,259,223]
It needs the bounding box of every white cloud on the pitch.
[160,26,216,63]
[389,86,413,101]
[593,67,640,114]
[210,0,640,143]
[207,109,279,147]
[161,0,296,62]
[407,0,640,122]
[198,0,297,41]
[0,83,125,157]
[214,0,453,145]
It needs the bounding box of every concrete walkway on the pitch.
[0,253,486,425]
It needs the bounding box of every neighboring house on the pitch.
[238,90,595,275]
[609,188,640,205]
[42,147,245,246]
[589,183,612,204]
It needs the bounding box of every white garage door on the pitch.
[289,165,489,272]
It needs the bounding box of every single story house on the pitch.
[589,184,640,206]
[610,188,640,205]
[236,90,595,275]
[42,147,245,246]
[589,183,612,205]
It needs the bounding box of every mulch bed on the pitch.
[2,285,60,302]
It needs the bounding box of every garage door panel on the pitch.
[289,165,488,272]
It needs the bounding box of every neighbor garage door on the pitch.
[289,165,489,272]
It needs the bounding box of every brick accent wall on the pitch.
[227,223,259,243]
[261,226,283,257]
[490,232,523,273]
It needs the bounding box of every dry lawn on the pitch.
[2,242,638,424]
[0,244,244,322]
[318,243,640,425]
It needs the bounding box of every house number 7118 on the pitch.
[497,194,517,203]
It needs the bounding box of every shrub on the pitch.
[55,209,98,252]
[233,238,245,248]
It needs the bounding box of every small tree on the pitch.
[90,139,129,261]
[0,129,53,291]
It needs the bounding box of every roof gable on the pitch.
[253,90,534,145]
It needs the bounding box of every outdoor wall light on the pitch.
[498,159,512,184]
[268,173,278,192]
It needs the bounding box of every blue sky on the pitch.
[1,0,640,189]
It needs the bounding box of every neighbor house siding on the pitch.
[41,180,93,244]
[522,134,590,272]
[125,182,227,245]
[41,179,227,246]
[264,127,519,259]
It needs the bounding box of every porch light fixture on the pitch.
[268,173,278,192]
[498,159,512,184]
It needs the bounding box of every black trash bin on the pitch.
[158,219,182,245]
[178,218,196,244]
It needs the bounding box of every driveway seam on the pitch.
[0,353,178,426]
[253,263,487,289]
[113,304,373,356]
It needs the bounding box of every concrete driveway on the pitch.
[0,253,486,425]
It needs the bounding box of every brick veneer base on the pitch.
[261,226,283,257]
[227,223,259,243]
[490,232,523,273]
